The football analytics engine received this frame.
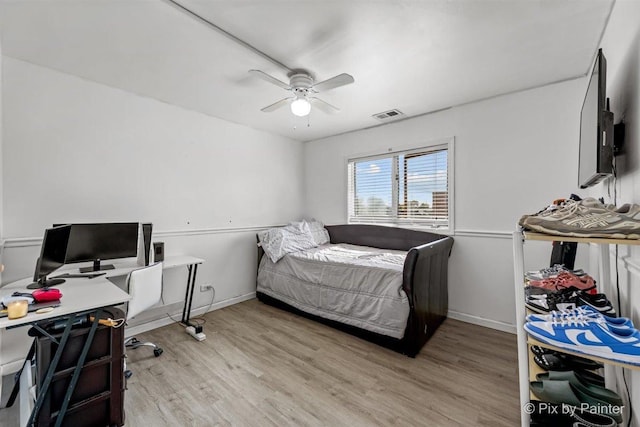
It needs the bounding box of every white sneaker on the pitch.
[522,199,640,239]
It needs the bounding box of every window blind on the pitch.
[348,146,449,228]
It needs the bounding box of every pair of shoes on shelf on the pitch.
[527,272,597,294]
[530,369,623,424]
[525,310,640,366]
[531,345,603,373]
[529,400,618,427]
[519,196,579,227]
[526,264,586,281]
[528,306,629,327]
[519,197,640,239]
[525,288,614,315]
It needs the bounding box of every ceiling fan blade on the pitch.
[261,97,293,112]
[309,97,340,114]
[312,73,354,92]
[249,70,291,90]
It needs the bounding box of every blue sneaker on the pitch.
[524,317,640,365]
[526,306,633,328]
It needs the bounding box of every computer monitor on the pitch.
[63,223,139,272]
[28,225,72,289]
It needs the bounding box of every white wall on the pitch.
[589,1,640,425]
[0,36,4,284]
[1,57,305,319]
[304,78,587,331]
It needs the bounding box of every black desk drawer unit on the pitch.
[35,308,125,427]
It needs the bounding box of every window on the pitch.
[347,141,453,230]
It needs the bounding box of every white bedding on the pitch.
[257,243,410,339]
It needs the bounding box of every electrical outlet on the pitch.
[200,284,213,292]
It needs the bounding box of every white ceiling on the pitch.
[0,0,613,142]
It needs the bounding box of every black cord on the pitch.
[189,287,216,326]
[613,155,618,206]
[616,245,621,316]
[624,368,632,427]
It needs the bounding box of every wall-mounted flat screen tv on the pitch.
[578,48,614,189]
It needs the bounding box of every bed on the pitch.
[256,223,454,357]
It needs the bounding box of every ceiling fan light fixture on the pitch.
[290,98,311,117]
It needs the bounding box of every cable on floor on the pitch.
[189,287,216,326]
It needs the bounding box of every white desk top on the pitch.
[161,255,204,269]
[0,276,131,329]
[51,255,204,279]
[0,255,203,330]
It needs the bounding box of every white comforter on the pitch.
[257,243,410,339]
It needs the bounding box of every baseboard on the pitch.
[125,292,256,337]
[124,298,515,336]
[447,310,516,334]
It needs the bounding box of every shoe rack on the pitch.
[513,230,640,427]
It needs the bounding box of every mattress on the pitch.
[257,243,410,339]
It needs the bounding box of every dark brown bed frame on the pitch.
[256,224,454,357]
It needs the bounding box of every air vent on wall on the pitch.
[372,109,405,121]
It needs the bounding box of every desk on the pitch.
[0,275,131,425]
[162,255,204,329]
[0,277,131,330]
[54,255,204,329]
[0,255,204,417]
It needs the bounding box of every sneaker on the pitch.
[532,347,603,371]
[526,285,607,299]
[518,198,572,227]
[526,264,585,280]
[525,285,558,297]
[527,306,630,327]
[525,292,578,313]
[520,197,605,220]
[575,291,616,315]
[525,316,640,365]
[525,290,613,315]
[528,272,596,294]
[521,198,640,239]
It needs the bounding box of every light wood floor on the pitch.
[1,299,520,426]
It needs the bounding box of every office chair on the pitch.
[124,262,164,370]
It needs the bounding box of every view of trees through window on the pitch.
[348,148,448,226]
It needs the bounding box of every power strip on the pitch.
[185,326,206,341]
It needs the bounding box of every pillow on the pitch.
[304,219,330,245]
[258,221,317,263]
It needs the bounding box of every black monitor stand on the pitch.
[79,259,116,273]
[27,276,66,290]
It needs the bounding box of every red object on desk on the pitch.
[32,288,62,303]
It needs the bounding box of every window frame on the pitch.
[345,137,455,234]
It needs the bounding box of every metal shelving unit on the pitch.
[512,229,640,426]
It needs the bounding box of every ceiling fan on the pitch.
[249,69,354,117]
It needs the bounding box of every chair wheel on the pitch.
[154,348,163,357]
[124,370,133,379]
